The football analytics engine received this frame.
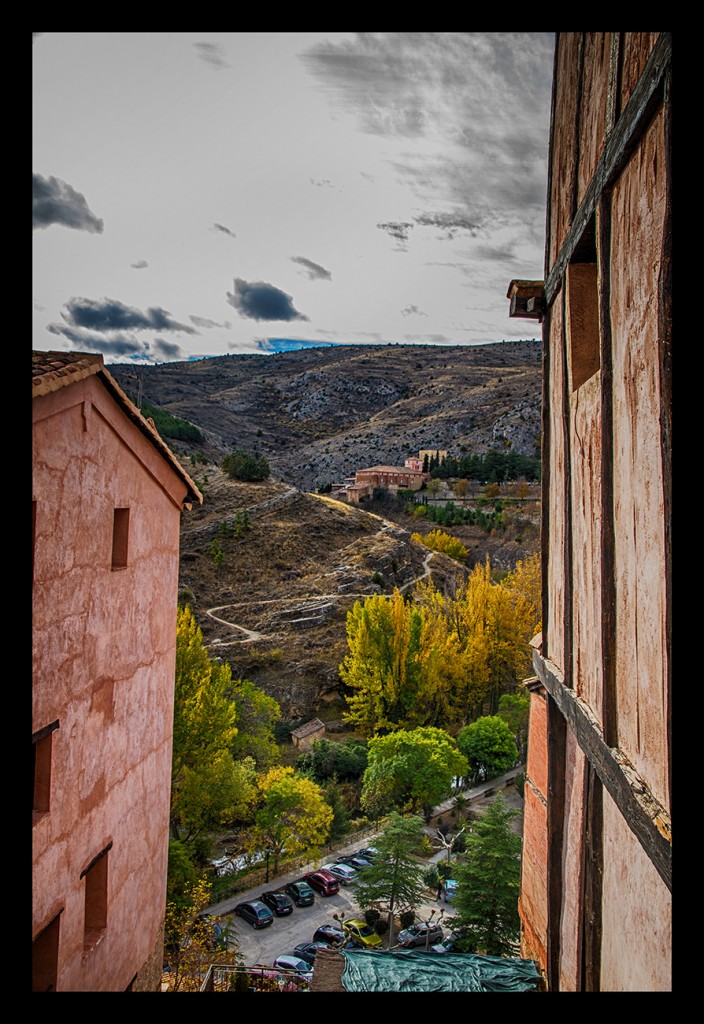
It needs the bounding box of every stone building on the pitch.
[509,33,671,991]
[32,352,202,991]
[290,718,326,751]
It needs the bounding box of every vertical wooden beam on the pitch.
[606,33,622,136]
[659,65,672,814]
[569,34,586,225]
[582,765,604,990]
[546,694,567,990]
[598,193,618,748]
[561,284,574,686]
[540,304,552,659]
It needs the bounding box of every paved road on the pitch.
[209,770,523,968]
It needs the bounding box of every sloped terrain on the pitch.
[177,468,468,721]
[108,341,541,493]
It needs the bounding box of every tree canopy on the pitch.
[249,766,333,875]
[221,449,270,481]
[171,606,257,844]
[449,794,522,956]
[361,727,467,817]
[352,811,428,947]
[456,716,518,783]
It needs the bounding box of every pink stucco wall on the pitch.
[33,373,190,991]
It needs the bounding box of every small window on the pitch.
[111,508,130,570]
[567,262,600,390]
[33,721,59,821]
[82,844,111,951]
[33,912,62,991]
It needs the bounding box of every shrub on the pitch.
[400,910,416,930]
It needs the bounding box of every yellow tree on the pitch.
[412,528,469,563]
[249,766,333,875]
[171,606,257,843]
[163,878,241,992]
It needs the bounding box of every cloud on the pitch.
[45,322,186,363]
[194,42,229,69]
[377,221,413,243]
[56,297,196,334]
[310,178,335,188]
[226,279,309,322]
[401,305,428,317]
[33,173,104,233]
[213,222,236,238]
[131,260,149,270]
[152,338,185,361]
[301,33,554,245]
[189,315,231,330]
[414,212,485,239]
[291,256,332,281]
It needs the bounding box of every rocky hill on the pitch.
[111,341,543,724]
[108,341,541,494]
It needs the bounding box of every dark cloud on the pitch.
[33,173,104,233]
[377,221,413,243]
[415,212,484,239]
[45,322,185,363]
[57,297,196,334]
[152,338,185,361]
[131,260,149,270]
[310,178,335,188]
[401,305,428,317]
[226,279,309,322]
[213,222,236,238]
[291,256,332,281]
[194,42,229,69]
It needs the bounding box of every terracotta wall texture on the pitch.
[32,369,194,991]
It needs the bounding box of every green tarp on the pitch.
[340,948,542,992]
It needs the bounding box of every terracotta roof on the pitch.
[32,350,202,506]
[357,466,424,474]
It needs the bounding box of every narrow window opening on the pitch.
[33,912,61,991]
[111,507,130,570]
[567,216,600,391]
[82,845,110,951]
[33,721,58,821]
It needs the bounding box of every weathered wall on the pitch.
[600,791,671,991]
[546,292,567,668]
[609,109,669,808]
[557,738,586,992]
[33,374,187,991]
[518,686,548,968]
[577,33,612,204]
[548,34,581,267]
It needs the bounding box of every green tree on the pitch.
[171,607,257,845]
[249,766,333,875]
[361,727,467,817]
[352,812,427,947]
[497,691,531,762]
[229,677,282,769]
[456,715,518,783]
[449,794,522,956]
[164,878,241,992]
[221,449,269,481]
[295,737,368,783]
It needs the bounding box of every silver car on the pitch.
[321,862,358,885]
[397,922,444,948]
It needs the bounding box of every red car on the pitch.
[303,869,340,896]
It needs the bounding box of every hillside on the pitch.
[108,341,541,494]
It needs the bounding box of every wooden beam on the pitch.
[582,765,604,991]
[546,693,567,991]
[532,651,672,893]
[545,32,672,305]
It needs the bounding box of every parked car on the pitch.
[272,955,313,977]
[284,880,316,907]
[259,890,294,916]
[342,918,383,948]
[312,924,346,945]
[396,922,444,948]
[358,847,379,860]
[322,862,358,885]
[430,935,458,954]
[293,941,331,966]
[336,853,374,869]
[304,870,340,896]
[233,900,274,930]
[443,879,459,903]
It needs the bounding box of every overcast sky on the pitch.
[33,32,555,364]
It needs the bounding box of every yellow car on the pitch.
[343,918,383,948]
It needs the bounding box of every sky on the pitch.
[33,32,555,364]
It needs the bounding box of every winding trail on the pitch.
[205,547,436,648]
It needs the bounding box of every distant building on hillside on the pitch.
[32,351,202,992]
[331,451,433,504]
[509,33,671,992]
[290,718,326,751]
